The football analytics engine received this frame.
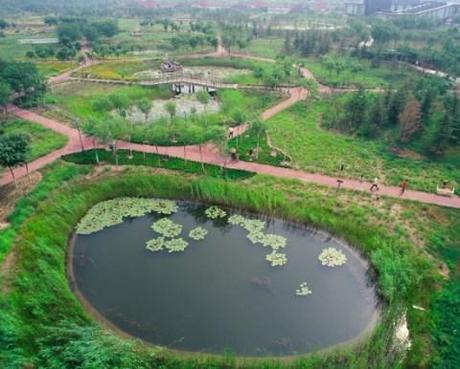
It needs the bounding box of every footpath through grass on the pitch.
[259,99,459,194]
[1,118,68,162]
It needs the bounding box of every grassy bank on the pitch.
[2,161,458,368]
[303,57,421,89]
[1,118,68,161]
[63,149,254,181]
[230,99,459,194]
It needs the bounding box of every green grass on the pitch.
[304,57,421,88]
[1,118,68,161]
[252,99,459,193]
[35,60,78,77]
[46,82,172,121]
[79,59,162,80]
[63,149,255,181]
[0,162,90,263]
[1,163,457,368]
[44,82,281,146]
[228,127,287,167]
[237,37,284,59]
[0,31,57,60]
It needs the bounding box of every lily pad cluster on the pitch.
[164,238,189,253]
[265,251,288,267]
[296,282,312,296]
[76,197,178,235]
[151,218,183,238]
[147,218,189,253]
[227,214,287,267]
[145,237,166,252]
[189,227,208,241]
[205,206,227,219]
[318,247,347,267]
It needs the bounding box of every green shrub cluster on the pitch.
[63,149,254,180]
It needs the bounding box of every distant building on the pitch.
[346,0,458,19]
[345,1,365,15]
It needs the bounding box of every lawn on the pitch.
[0,31,58,60]
[303,56,422,88]
[237,37,284,59]
[240,98,459,194]
[0,118,68,161]
[78,59,162,80]
[45,82,172,121]
[35,60,78,77]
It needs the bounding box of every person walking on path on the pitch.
[400,179,409,196]
[370,177,380,192]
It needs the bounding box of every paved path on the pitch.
[2,42,459,209]
[2,105,460,209]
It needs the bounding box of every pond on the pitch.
[120,94,220,123]
[70,199,378,357]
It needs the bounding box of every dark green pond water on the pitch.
[71,201,378,357]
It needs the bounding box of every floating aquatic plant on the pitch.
[151,218,183,238]
[318,247,347,267]
[164,238,189,253]
[150,199,178,215]
[242,219,265,233]
[296,282,312,296]
[76,197,178,235]
[145,237,166,252]
[189,227,208,241]
[261,234,287,249]
[247,231,286,249]
[247,231,267,245]
[228,214,246,226]
[205,206,227,219]
[265,251,287,267]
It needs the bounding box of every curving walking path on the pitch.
[2,41,459,209]
[2,105,460,209]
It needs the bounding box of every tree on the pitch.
[109,94,129,118]
[0,19,8,30]
[399,99,422,143]
[251,119,266,159]
[0,133,30,187]
[165,102,176,121]
[1,61,46,106]
[0,80,11,114]
[196,91,210,126]
[371,22,399,46]
[137,98,152,122]
[57,23,81,46]
[346,88,368,132]
[387,88,407,126]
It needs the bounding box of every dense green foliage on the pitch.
[46,83,279,146]
[63,149,254,180]
[0,162,90,262]
[0,59,46,106]
[238,99,459,193]
[0,164,456,368]
[0,119,67,162]
[323,79,459,156]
